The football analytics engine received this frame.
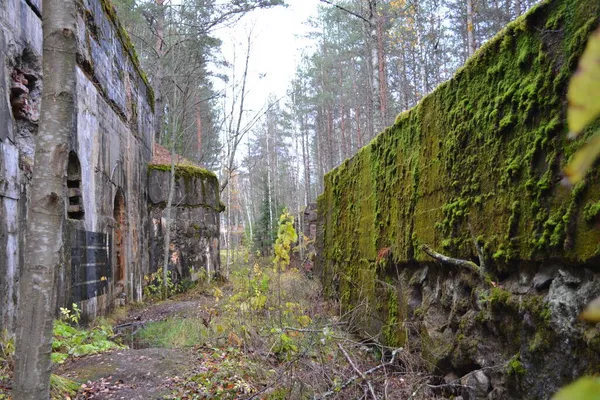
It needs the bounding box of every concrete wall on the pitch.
[0,0,42,333]
[148,166,222,282]
[67,0,155,319]
[0,0,156,328]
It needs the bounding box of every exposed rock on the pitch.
[548,272,600,337]
[533,265,559,291]
[461,370,490,399]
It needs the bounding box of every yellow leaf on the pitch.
[568,28,600,136]
[297,315,312,327]
[552,377,600,400]
[564,133,600,184]
[580,295,600,323]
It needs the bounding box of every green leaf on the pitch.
[564,133,600,184]
[51,352,69,364]
[580,295,600,323]
[552,377,600,400]
[568,28,600,136]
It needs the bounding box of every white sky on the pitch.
[214,0,322,116]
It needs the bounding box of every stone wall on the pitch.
[148,165,223,282]
[316,0,600,398]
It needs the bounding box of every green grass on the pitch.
[136,318,209,348]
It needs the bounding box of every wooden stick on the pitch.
[315,348,402,399]
[420,245,480,274]
[338,343,377,400]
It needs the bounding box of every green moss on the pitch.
[383,288,406,347]
[96,0,155,110]
[488,287,512,307]
[148,164,223,212]
[316,0,600,346]
[583,201,600,223]
[507,353,526,376]
[148,164,217,180]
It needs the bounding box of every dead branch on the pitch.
[420,245,480,275]
[468,221,486,274]
[315,348,402,399]
[338,343,377,400]
[318,0,372,26]
[407,362,508,400]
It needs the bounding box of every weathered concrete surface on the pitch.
[0,0,159,329]
[0,0,41,333]
[63,0,155,320]
[148,166,222,281]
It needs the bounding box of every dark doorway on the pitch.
[113,189,126,283]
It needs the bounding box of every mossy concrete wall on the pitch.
[316,0,600,398]
[148,165,223,281]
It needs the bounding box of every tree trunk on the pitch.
[466,0,477,57]
[375,6,388,126]
[300,115,310,205]
[154,0,165,143]
[162,132,176,299]
[195,97,202,159]
[13,1,77,398]
[266,131,273,244]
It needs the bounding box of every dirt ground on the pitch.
[59,348,197,399]
[56,289,219,399]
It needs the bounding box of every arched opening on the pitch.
[67,152,84,220]
[113,189,126,283]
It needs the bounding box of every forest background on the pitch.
[112,0,539,263]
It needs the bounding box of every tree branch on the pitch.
[318,0,372,26]
[420,245,480,274]
[315,348,402,399]
[338,343,377,400]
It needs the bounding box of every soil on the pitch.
[56,289,220,399]
[59,348,197,399]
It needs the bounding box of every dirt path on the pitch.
[56,291,218,399]
[60,348,197,399]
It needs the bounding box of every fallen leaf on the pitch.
[568,28,600,137]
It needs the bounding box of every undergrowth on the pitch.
[0,303,124,399]
[136,248,427,400]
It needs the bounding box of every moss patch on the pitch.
[148,164,217,181]
[91,0,155,110]
[317,0,600,342]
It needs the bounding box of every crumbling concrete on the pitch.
[0,0,222,330]
[148,165,223,282]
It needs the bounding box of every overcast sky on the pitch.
[214,0,322,116]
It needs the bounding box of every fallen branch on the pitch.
[420,245,480,275]
[315,348,402,399]
[338,343,377,400]
[408,362,508,400]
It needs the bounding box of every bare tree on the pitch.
[13,0,77,398]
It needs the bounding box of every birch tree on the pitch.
[13,0,77,398]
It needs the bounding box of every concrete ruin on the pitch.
[0,0,222,331]
[148,164,223,282]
